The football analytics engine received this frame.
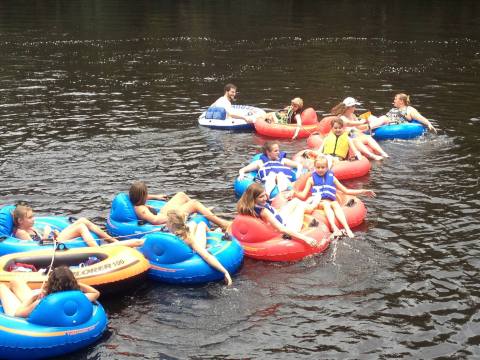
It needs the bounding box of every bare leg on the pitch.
[0,283,21,317]
[57,222,99,247]
[9,279,35,303]
[321,201,342,236]
[331,202,354,238]
[279,198,305,232]
[160,192,191,215]
[179,200,231,230]
[363,135,389,157]
[74,218,115,242]
[192,221,208,249]
[276,172,293,192]
[353,138,383,160]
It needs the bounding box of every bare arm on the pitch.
[294,177,313,200]
[147,194,168,200]
[190,242,232,285]
[238,160,262,179]
[78,282,100,302]
[292,114,302,140]
[260,209,316,247]
[134,205,168,225]
[408,107,437,133]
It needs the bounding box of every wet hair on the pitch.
[129,181,148,206]
[224,83,237,92]
[13,205,33,226]
[237,183,264,217]
[166,210,191,243]
[330,102,348,116]
[396,93,410,106]
[44,266,80,295]
[330,116,344,128]
[261,141,279,155]
[291,97,304,109]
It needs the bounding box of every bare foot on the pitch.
[372,154,383,161]
[345,229,355,238]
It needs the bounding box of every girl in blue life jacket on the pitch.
[238,141,303,196]
[0,266,99,318]
[294,157,375,238]
[237,183,325,248]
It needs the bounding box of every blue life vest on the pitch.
[254,202,284,225]
[311,170,336,201]
[257,152,295,182]
[205,106,227,120]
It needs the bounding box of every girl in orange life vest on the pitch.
[13,205,143,248]
[0,266,99,318]
[294,157,376,238]
[237,183,326,248]
[330,97,388,160]
[129,181,231,231]
[165,210,233,286]
[318,117,364,164]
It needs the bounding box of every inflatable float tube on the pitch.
[292,149,371,180]
[253,108,318,139]
[233,152,299,198]
[370,120,425,140]
[0,245,150,296]
[284,182,367,230]
[141,230,244,284]
[0,205,100,256]
[0,290,107,360]
[231,214,330,262]
[106,193,207,239]
[198,105,266,131]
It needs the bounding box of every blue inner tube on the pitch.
[141,230,244,285]
[370,120,426,140]
[0,205,99,256]
[0,290,107,359]
[106,193,208,239]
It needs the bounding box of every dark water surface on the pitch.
[1,1,480,359]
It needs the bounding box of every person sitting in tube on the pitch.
[165,210,233,286]
[294,157,376,238]
[210,83,254,123]
[238,141,303,197]
[369,93,437,133]
[330,97,389,160]
[0,266,99,318]
[129,181,231,231]
[318,117,364,165]
[237,182,326,248]
[13,204,143,248]
[264,97,304,139]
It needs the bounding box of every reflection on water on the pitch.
[1,1,480,358]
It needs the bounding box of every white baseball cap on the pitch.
[343,97,361,107]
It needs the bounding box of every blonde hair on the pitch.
[291,97,304,109]
[13,205,32,226]
[166,210,191,242]
[396,93,410,106]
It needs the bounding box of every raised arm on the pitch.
[78,282,100,302]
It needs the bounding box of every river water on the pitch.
[1,1,479,359]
